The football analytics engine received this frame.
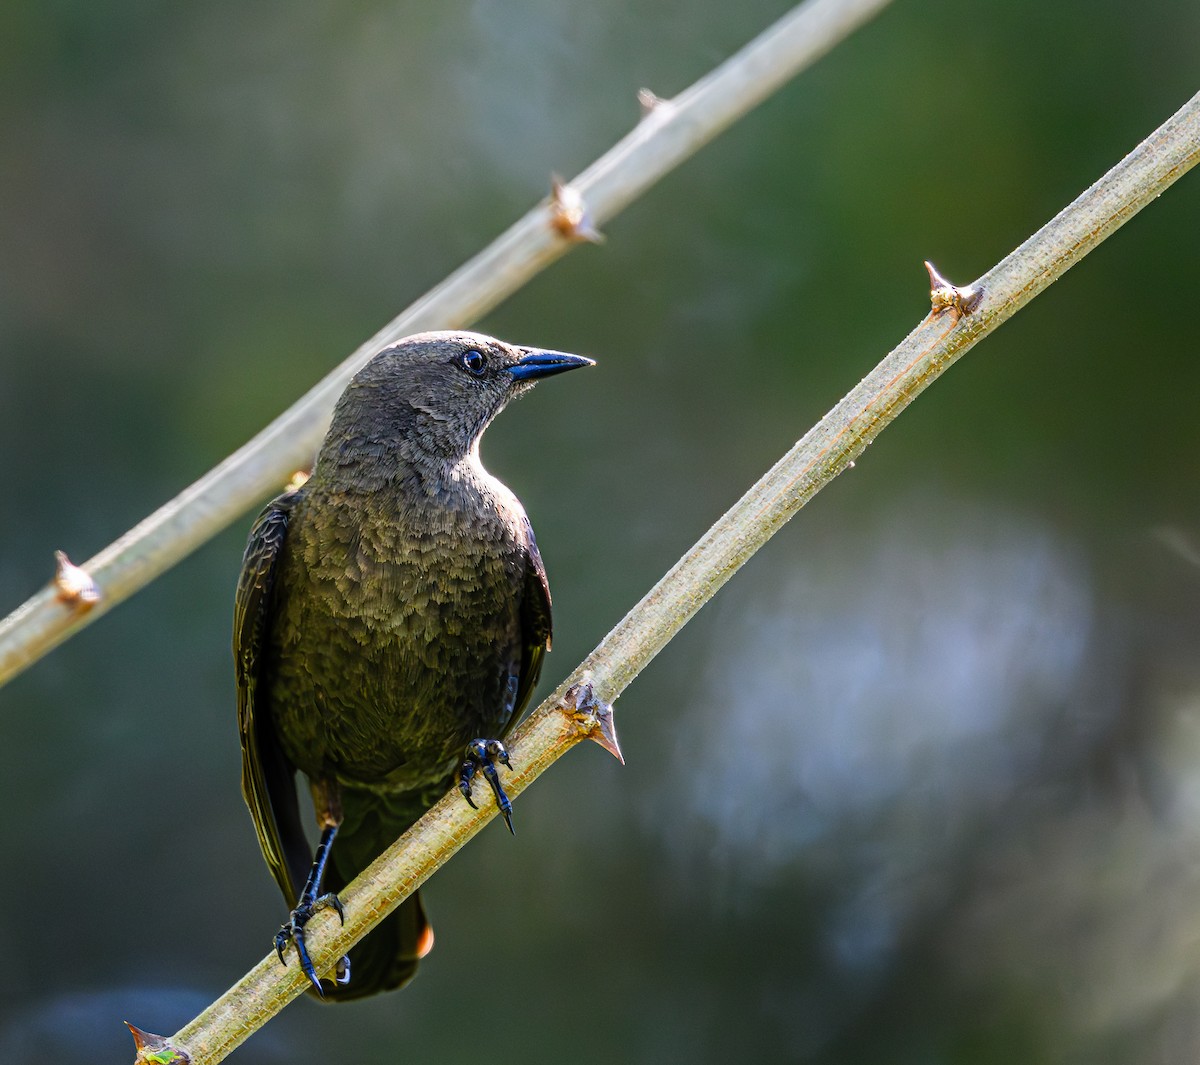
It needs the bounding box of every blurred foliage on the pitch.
[2,1,1200,1062]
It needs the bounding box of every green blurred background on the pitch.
[3,1,1200,1061]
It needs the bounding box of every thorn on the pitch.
[286,469,311,492]
[637,87,664,116]
[550,175,604,245]
[637,88,676,121]
[126,1021,191,1064]
[924,260,982,318]
[53,551,100,612]
[565,675,624,764]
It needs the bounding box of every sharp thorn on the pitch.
[566,676,625,764]
[924,259,950,292]
[637,87,663,115]
[593,701,625,764]
[126,1022,190,1064]
[550,174,604,244]
[53,550,101,611]
[924,259,982,318]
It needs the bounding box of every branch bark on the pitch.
[0,0,894,690]
[150,90,1200,1065]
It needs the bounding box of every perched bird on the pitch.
[234,331,593,999]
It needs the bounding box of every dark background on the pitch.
[3,1,1200,1062]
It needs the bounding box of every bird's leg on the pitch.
[459,738,515,834]
[275,777,351,995]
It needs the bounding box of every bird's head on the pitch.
[324,331,594,469]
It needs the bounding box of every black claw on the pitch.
[274,891,345,994]
[459,738,516,831]
[480,758,515,834]
[458,757,480,808]
[319,892,345,925]
[293,928,324,996]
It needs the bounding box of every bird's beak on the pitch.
[508,349,595,383]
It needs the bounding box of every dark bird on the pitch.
[234,331,593,999]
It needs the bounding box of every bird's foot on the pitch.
[459,738,515,834]
[274,892,349,996]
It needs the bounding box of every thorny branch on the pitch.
[140,88,1200,1065]
[0,0,894,690]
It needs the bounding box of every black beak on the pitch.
[508,349,595,383]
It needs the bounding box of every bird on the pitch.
[233,330,593,999]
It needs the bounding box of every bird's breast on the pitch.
[267,484,530,791]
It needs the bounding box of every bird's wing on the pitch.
[234,489,310,905]
[512,515,554,725]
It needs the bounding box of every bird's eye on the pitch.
[459,349,487,376]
